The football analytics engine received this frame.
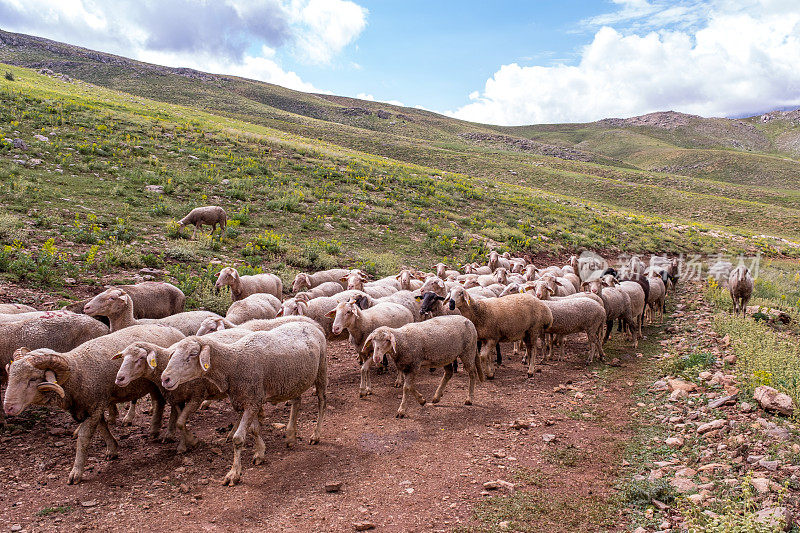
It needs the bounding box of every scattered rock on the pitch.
[675,467,696,478]
[510,419,531,430]
[483,481,500,490]
[753,386,795,416]
[542,434,555,443]
[145,184,164,193]
[751,477,773,494]
[754,507,792,531]
[669,389,688,402]
[325,481,343,493]
[668,378,697,393]
[708,393,738,409]
[697,419,726,434]
[353,521,376,531]
[758,459,780,471]
[651,379,669,392]
[665,437,684,449]
[33,134,49,142]
[670,477,697,493]
[740,402,753,413]
[80,500,98,508]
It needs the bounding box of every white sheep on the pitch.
[224,293,281,324]
[364,315,484,417]
[215,266,283,301]
[160,322,327,486]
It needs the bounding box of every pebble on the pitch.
[353,521,376,531]
[665,437,684,449]
[80,500,98,508]
[542,434,555,443]
[325,481,343,493]
[697,419,726,434]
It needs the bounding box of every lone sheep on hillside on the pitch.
[178,206,227,238]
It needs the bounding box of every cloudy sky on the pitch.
[1,0,800,125]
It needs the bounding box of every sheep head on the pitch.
[84,288,130,317]
[114,342,160,387]
[292,273,311,293]
[364,327,397,365]
[161,338,212,391]
[4,349,70,416]
[327,301,358,335]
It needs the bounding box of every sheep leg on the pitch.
[226,414,241,442]
[192,224,199,239]
[525,331,538,378]
[463,358,478,405]
[495,343,502,367]
[163,404,180,442]
[223,408,254,486]
[251,418,266,465]
[96,414,119,460]
[121,400,136,427]
[394,369,404,388]
[603,320,613,343]
[310,384,326,445]
[176,399,202,453]
[148,392,165,440]
[431,364,454,404]
[397,371,423,418]
[68,409,102,484]
[559,335,566,362]
[359,357,374,398]
[107,403,119,426]
[285,397,301,448]
[593,323,606,363]
[199,400,213,410]
[480,340,497,379]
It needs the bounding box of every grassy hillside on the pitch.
[3,30,800,245]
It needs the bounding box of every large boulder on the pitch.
[753,386,796,416]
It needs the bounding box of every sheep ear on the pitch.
[547,287,556,296]
[435,295,445,301]
[554,280,564,286]
[111,352,123,360]
[13,347,30,361]
[414,295,423,301]
[199,345,212,372]
[395,274,401,280]
[324,309,337,319]
[146,350,158,369]
[339,276,348,282]
[389,333,397,354]
[276,308,284,317]
[580,282,589,290]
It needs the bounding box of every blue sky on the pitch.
[291,1,610,112]
[2,0,800,125]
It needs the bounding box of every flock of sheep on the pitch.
[0,233,755,487]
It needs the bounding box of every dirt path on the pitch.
[0,307,674,532]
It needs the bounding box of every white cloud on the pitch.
[286,0,368,64]
[356,92,404,107]
[451,1,800,125]
[0,0,369,92]
[138,47,319,93]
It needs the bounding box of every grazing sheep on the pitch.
[488,251,511,272]
[728,266,754,316]
[160,322,327,486]
[292,269,350,292]
[582,280,639,349]
[295,281,345,299]
[84,288,220,335]
[417,292,461,318]
[616,279,646,341]
[0,311,110,423]
[277,290,369,340]
[3,324,184,483]
[0,303,36,314]
[463,263,491,275]
[434,263,459,279]
[224,293,281,324]
[196,315,321,336]
[327,300,415,397]
[215,267,282,301]
[542,298,607,363]
[115,281,186,318]
[395,269,424,291]
[114,332,240,453]
[178,205,227,238]
[447,286,552,378]
[645,273,667,324]
[364,316,484,417]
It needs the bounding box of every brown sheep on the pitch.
[178,205,227,238]
[728,266,754,316]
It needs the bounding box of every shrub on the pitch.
[619,478,676,508]
[4,71,14,81]
[185,278,230,315]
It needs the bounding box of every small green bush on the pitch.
[620,478,676,508]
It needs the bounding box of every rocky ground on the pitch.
[623,283,798,532]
